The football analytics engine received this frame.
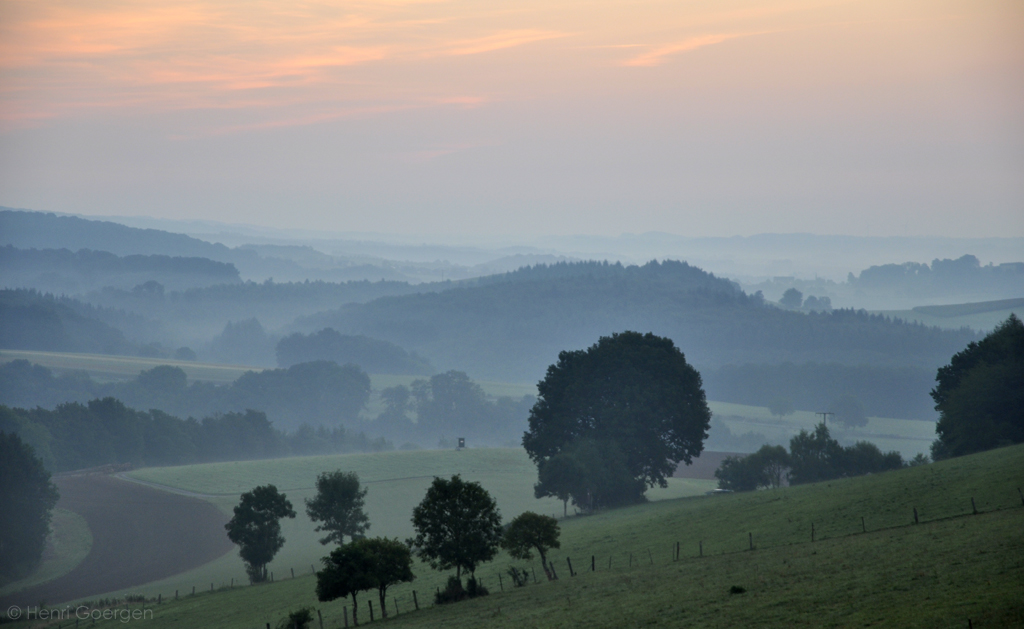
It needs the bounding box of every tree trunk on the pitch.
[378,587,388,618]
[351,593,359,626]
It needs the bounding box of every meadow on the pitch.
[42,443,1023,629]
[115,448,715,603]
[0,509,91,598]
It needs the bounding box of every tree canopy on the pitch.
[316,537,414,622]
[500,512,560,578]
[305,471,370,545]
[225,485,296,583]
[408,475,502,580]
[0,431,60,584]
[523,331,711,508]
[931,314,1024,459]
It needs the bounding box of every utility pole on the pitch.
[816,412,834,426]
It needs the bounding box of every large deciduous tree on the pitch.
[0,431,60,584]
[225,484,296,583]
[523,331,711,508]
[931,314,1024,459]
[305,470,370,545]
[408,475,502,580]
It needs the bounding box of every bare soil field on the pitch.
[0,473,233,607]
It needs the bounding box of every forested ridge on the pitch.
[295,260,981,382]
[0,399,390,473]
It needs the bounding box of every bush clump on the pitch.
[434,576,490,604]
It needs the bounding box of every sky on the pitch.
[0,0,1021,238]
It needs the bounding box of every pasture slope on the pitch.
[109,448,715,603]
[23,443,1022,629]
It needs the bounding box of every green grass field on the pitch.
[0,509,92,598]
[57,443,1024,629]
[114,448,715,604]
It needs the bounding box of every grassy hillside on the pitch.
[58,443,1023,628]
[115,448,713,604]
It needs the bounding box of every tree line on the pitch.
[702,362,937,420]
[0,398,390,473]
[299,259,982,382]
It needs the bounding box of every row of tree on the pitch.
[0,398,390,473]
[227,473,562,626]
[714,423,910,491]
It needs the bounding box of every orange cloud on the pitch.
[442,29,568,56]
[621,33,750,67]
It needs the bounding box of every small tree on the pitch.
[305,471,370,545]
[779,288,803,309]
[225,485,296,583]
[316,542,376,626]
[767,397,795,418]
[501,512,560,579]
[363,538,415,618]
[714,445,789,491]
[408,475,503,581]
[0,432,60,583]
[829,394,868,428]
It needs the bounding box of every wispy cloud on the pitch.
[442,29,567,56]
[622,33,751,67]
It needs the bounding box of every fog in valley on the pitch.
[1,0,1021,625]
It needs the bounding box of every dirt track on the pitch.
[0,474,234,607]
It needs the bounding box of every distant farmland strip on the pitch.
[0,474,234,607]
[0,349,262,382]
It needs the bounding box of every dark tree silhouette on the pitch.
[408,475,502,580]
[500,512,561,579]
[305,471,370,545]
[523,331,711,507]
[932,314,1024,459]
[225,485,296,583]
[0,432,59,583]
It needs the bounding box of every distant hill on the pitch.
[293,260,980,382]
[0,209,238,260]
[0,246,240,294]
[276,328,433,375]
[0,289,138,355]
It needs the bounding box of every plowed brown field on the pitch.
[0,473,233,607]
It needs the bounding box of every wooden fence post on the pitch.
[498,572,504,592]
[592,555,595,571]
[1017,487,1023,506]
[175,590,178,600]
[913,507,919,524]
[413,590,419,610]
[291,568,295,579]
[317,608,324,629]
[566,557,575,577]
[647,548,653,564]
[368,599,374,622]
[191,586,195,596]
[699,541,703,557]
[311,564,316,574]
[971,497,977,515]
[607,556,612,570]
[862,517,866,533]
[394,597,399,616]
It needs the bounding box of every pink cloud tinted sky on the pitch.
[0,0,1021,237]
